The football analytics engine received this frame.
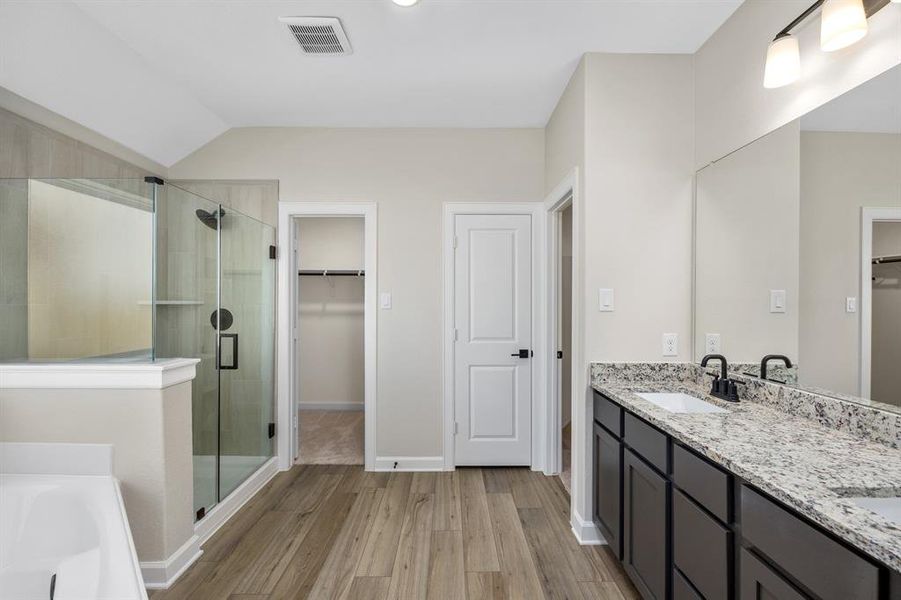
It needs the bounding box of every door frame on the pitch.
[276,202,378,472]
[859,206,901,398]
[442,202,545,470]
[542,174,576,478]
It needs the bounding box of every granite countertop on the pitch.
[591,378,901,572]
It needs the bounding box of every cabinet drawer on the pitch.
[673,569,704,600]
[673,489,731,600]
[740,486,879,600]
[594,392,623,437]
[740,548,808,600]
[624,413,668,473]
[672,443,731,523]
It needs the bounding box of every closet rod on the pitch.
[298,269,365,277]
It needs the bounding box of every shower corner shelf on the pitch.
[138,300,205,306]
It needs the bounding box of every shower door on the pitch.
[154,182,275,519]
[217,209,276,500]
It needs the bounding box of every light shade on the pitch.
[764,35,801,89]
[821,0,868,52]
[392,0,420,5]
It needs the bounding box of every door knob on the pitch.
[511,349,531,358]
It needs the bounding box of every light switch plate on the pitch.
[846,297,857,313]
[380,292,392,309]
[770,289,786,313]
[705,333,721,354]
[598,288,614,312]
[662,333,678,357]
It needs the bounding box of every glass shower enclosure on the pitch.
[152,181,276,519]
[0,176,276,521]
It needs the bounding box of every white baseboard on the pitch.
[141,535,202,589]
[194,456,279,545]
[143,456,278,589]
[373,456,449,471]
[571,509,605,545]
[298,402,364,411]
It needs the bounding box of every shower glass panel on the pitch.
[153,182,275,519]
[153,183,221,517]
[218,209,276,500]
[0,178,154,362]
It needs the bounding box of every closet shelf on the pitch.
[298,269,365,277]
[872,255,901,265]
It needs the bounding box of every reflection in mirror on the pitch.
[694,64,901,410]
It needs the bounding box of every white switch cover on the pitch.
[380,292,392,309]
[662,333,678,357]
[846,297,857,313]
[770,290,786,313]
[598,288,614,312]
[705,334,721,354]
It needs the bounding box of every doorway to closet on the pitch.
[558,205,573,493]
[295,216,365,465]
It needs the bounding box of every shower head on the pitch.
[195,208,225,230]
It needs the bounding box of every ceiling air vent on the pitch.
[279,17,353,56]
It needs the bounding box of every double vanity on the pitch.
[590,363,901,600]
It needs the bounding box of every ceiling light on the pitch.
[764,34,801,89]
[392,0,420,6]
[820,0,868,52]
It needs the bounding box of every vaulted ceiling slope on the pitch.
[0,1,742,167]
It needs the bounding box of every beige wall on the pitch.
[582,54,695,364]
[170,128,546,457]
[695,121,801,363]
[695,0,901,169]
[800,131,901,396]
[0,383,194,563]
[296,217,365,409]
[872,222,901,406]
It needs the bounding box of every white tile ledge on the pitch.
[0,358,199,390]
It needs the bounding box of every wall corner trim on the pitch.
[0,358,200,390]
[570,509,604,545]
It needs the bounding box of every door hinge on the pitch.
[293,414,298,430]
[557,350,563,359]
[453,328,459,342]
[453,236,458,249]
[268,422,276,439]
[269,245,277,260]
[454,422,459,435]
[195,506,205,521]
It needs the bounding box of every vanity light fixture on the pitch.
[764,0,891,88]
[764,34,802,89]
[821,0,869,51]
[392,0,420,5]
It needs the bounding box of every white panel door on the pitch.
[454,214,532,466]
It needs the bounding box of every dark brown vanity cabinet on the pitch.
[591,391,898,600]
[623,447,670,600]
[593,422,622,558]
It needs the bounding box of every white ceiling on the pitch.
[802,64,901,134]
[0,0,742,166]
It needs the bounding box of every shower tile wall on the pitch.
[0,180,27,360]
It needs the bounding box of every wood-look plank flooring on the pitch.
[149,466,639,600]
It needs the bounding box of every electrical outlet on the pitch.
[705,333,721,354]
[662,333,678,357]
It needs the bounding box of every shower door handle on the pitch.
[218,333,239,370]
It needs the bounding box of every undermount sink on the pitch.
[847,497,901,526]
[636,392,728,414]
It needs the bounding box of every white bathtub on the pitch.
[0,473,147,600]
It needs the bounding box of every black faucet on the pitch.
[760,354,793,381]
[701,354,742,402]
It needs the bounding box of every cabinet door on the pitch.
[594,422,622,558]
[623,449,669,600]
[740,549,809,600]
